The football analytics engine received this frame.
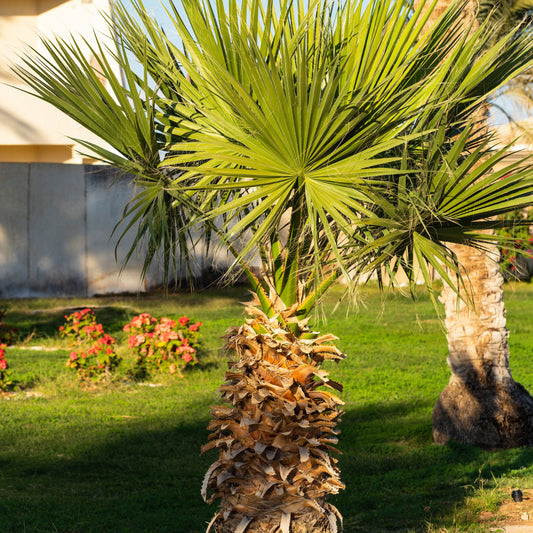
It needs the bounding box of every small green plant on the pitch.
[59,308,99,345]
[0,344,13,391]
[0,310,18,345]
[496,209,533,279]
[123,313,202,378]
[445,473,506,531]
[61,309,122,382]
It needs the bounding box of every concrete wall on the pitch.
[0,163,166,298]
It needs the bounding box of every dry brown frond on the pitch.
[202,303,345,532]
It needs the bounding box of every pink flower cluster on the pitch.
[123,313,202,376]
[123,312,157,332]
[0,344,7,370]
[60,308,98,344]
[59,309,203,382]
[0,343,12,391]
[61,309,121,382]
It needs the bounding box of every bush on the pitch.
[0,310,18,345]
[61,309,122,382]
[123,313,202,378]
[0,344,13,391]
[496,209,533,281]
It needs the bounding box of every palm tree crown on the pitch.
[14,0,533,311]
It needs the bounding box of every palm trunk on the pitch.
[202,300,345,532]
[434,242,533,448]
[412,0,533,449]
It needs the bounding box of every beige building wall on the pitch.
[0,0,120,163]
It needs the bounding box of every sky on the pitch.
[121,0,178,33]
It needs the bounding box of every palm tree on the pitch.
[14,0,533,528]
[413,0,533,449]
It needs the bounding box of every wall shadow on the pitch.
[3,304,135,341]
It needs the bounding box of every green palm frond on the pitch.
[13,16,212,285]
[157,0,440,279]
[155,0,533,295]
[13,0,533,308]
[348,124,533,302]
[478,0,533,39]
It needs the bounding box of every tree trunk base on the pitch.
[212,510,334,533]
[433,380,533,449]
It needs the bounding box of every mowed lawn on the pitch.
[1,282,533,532]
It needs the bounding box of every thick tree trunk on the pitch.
[412,0,533,449]
[211,506,335,533]
[415,0,477,34]
[434,242,533,449]
[202,302,344,532]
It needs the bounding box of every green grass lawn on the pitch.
[1,283,533,532]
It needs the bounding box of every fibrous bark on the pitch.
[202,300,345,532]
[434,243,533,449]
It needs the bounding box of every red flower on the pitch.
[160,317,177,328]
[178,316,189,326]
[97,333,115,345]
[0,359,7,370]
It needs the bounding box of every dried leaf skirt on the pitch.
[202,305,345,532]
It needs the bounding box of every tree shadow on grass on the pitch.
[334,400,533,532]
[1,397,533,533]
[0,418,216,533]
[5,305,135,343]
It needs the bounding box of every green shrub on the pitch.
[0,310,17,345]
[0,344,13,391]
[61,309,122,382]
[123,313,202,378]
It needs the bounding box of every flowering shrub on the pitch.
[123,313,202,377]
[0,344,13,391]
[0,310,17,345]
[496,209,533,280]
[61,308,121,382]
[59,308,99,345]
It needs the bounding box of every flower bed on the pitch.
[61,309,121,382]
[124,313,202,378]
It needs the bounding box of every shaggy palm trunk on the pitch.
[434,243,533,448]
[202,300,345,532]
